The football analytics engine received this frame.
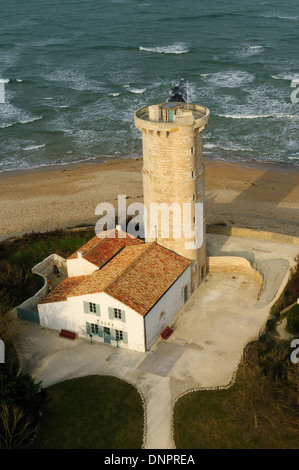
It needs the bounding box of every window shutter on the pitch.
[83,301,89,314]
[95,304,101,316]
[110,328,115,341]
[121,310,126,322]
[98,325,103,337]
[122,331,128,344]
[108,307,114,320]
[86,322,90,335]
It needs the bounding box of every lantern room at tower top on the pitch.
[134,102,209,128]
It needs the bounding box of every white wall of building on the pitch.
[66,253,98,277]
[38,266,191,353]
[144,266,191,350]
[38,291,145,352]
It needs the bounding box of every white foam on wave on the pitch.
[263,13,298,21]
[0,103,43,129]
[42,68,102,92]
[19,116,43,124]
[218,113,298,120]
[201,70,255,88]
[128,88,146,94]
[139,43,189,54]
[218,113,272,120]
[22,144,46,151]
[204,143,253,152]
[109,93,120,97]
[271,73,299,82]
[16,79,23,82]
[234,45,264,58]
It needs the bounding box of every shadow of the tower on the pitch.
[205,161,299,258]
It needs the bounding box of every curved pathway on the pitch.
[15,234,298,449]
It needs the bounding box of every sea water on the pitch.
[0,0,298,172]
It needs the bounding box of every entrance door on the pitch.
[104,327,111,344]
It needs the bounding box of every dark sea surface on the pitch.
[0,0,298,172]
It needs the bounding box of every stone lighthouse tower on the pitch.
[134,101,210,292]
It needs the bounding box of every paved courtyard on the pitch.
[15,233,298,448]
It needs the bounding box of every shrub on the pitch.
[287,305,299,334]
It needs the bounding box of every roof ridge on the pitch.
[103,242,153,291]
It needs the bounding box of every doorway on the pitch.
[104,327,111,344]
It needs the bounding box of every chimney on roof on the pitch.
[77,251,83,259]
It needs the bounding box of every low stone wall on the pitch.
[207,225,299,246]
[17,275,48,312]
[16,254,67,313]
[207,256,264,286]
[32,253,67,277]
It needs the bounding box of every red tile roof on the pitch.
[41,234,191,316]
[67,229,142,268]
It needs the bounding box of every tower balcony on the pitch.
[134,102,210,133]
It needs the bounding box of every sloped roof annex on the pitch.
[67,228,143,268]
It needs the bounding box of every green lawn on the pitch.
[31,375,144,449]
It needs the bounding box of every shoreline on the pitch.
[0,156,298,242]
[1,154,299,180]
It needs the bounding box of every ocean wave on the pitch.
[218,113,272,119]
[22,144,46,151]
[200,70,255,88]
[218,113,298,120]
[139,43,189,54]
[109,93,120,97]
[19,116,43,124]
[204,143,253,152]
[271,73,299,82]
[128,88,146,94]
[262,13,299,21]
[234,45,264,58]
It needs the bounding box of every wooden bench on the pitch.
[161,326,173,340]
[59,329,76,340]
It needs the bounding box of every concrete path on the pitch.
[15,234,299,449]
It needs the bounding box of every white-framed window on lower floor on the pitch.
[91,323,99,335]
[115,329,128,344]
[115,330,123,341]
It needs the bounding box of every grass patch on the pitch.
[0,228,94,307]
[174,334,299,449]
[31,375,144,449]
[174,361,299,449]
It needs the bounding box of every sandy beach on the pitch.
[0,158,298,242]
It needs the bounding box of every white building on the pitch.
[38,229,191,352]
